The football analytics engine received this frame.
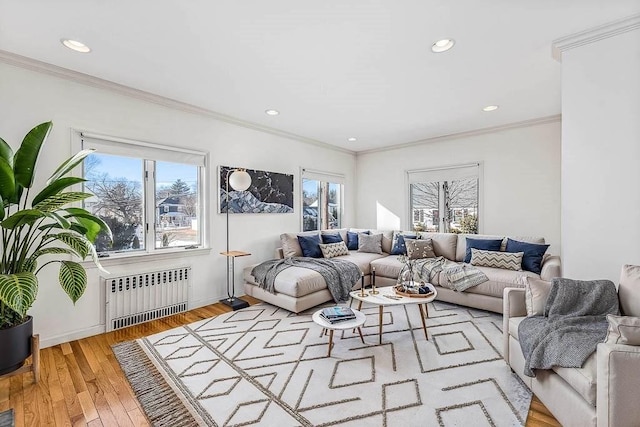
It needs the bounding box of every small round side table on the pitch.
[312,308,366,357]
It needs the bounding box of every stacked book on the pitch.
[320,306,356,324]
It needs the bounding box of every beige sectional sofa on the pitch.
[503,266,640,427]
[243,228,561,313]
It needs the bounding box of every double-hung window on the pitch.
[301,169,344,231]
[79,132,207,256]
[407,163,480,234]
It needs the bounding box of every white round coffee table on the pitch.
[312,308,366,357]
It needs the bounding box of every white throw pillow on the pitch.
[525,277,552,316]
[319,241,349,258]
[605,314,640,345]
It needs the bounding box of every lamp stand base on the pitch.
[220,297,249,311]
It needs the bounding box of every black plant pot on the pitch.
[0,316,33,376]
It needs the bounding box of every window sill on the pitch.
[81,247,212,269]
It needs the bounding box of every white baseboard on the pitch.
[40,325,106,349]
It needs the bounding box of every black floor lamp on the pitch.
[220,168,251,310]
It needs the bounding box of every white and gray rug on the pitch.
[114,301,531,427]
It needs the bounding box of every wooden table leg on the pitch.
[328,329,334,357]
[32,334,40,383]
[418,304,428,340]
[357,327,365,344]
[379,306,383,344]
[357,300,363,311]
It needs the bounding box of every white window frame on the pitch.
[300,168,345,231]
[72,130,210,260]
[406,162,483,233]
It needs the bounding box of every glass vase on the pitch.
[397,265,427,294]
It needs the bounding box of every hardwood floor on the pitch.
[1,296,560,426]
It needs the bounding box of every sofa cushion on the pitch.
[552,352,597,407]
[505,238,550,275]
[470,248,523,271]
[280,231,319,258]
[476,266,538,286]
[298,234,322,258]
[406,238,436,259]
[417,232,458,260]
[525,277,552,316]
[346,230,369,250]
[370,256,405,279]
[464,238,502,263]
[338,252,387,275]
[321,232,343,244]
[319,241,349,258]
[243,266,327,298]
[619,264,640,317]
[358,233,384,254]
[605,314,640,345]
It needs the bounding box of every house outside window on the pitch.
[301,169,344,232]
[80,132,207,255]
[407,163,480,234]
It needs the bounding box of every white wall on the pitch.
[355,121,562,251]
[0,62,356,347]
[561,28,640,281]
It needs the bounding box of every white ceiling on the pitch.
[1,1,639,152]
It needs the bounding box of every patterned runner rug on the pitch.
[114,301,531,426]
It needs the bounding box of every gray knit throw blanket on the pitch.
[518,278,619,377]
[413,256,489,292]
[251,257,362,303]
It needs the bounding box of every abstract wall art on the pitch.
[219,166,294,214]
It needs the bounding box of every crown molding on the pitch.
[552,13,640,62]
[0,49,355,155]
[357,114,562,156]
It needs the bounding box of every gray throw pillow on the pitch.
[406,238,435,259]
[358,233,383,254]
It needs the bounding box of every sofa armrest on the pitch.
[540,255,561,281]
[597,342,640,427]
[502,287,527,364]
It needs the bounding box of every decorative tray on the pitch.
[393,285,434,298]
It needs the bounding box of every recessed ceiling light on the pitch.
[265,109,280,116]
[347,137,357,142]
[482,105,499,112]
[431,39,455,53]
[61,38,91,53]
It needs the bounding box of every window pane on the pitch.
[410,182,439,232]
[328,182,341,229]
[84,153,144,253]
[445,178,478,234]
[155,162,200,248]
[302,178,319,231]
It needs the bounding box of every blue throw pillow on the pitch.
[505,238,549,275]
[297,234,322,258]
[464,238,503,263]
[321,233,343,244]
[390,233,417,255]
[347,230,369,250]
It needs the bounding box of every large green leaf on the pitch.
[1,209,44,229]
[0,196,4,221]
[0,157,15,202]
[0,272,38,317]
[32,191,91,212]
[58,261,87,303]
[45,212,71,229]
[46,232,90,258]
[64,207,113,242]
[47,149,95,185]
[13,121,52,188]
[32,177,86,207]
[0,137,13,167]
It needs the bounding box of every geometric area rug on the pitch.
[113,301,532,426]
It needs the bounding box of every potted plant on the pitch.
[0,121,110,375]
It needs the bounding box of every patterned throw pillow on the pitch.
[319,241,349,258]
[605,314,640,345]
[406,238,435,259]
[470,248,523,271]
[358,233,383,254]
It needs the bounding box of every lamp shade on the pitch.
[229,169,252,191]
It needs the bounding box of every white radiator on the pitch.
[105,266,191,332]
